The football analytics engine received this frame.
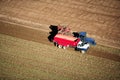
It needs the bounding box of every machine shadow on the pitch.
[72,32,79,38]
[48,25,58,42]
[48,25,79,42]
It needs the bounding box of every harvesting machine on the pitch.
[52,25,96,53]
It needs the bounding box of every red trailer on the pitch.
[53,34,80,49]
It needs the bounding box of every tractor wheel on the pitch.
[54,42,58,47]
[63,46,66,49]
[81,50,85,54]
[58,45,62,48]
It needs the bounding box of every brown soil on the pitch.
[0,0,120,80]
[0,0,120,49]
[0,32,120,80]
[0,21,120,62]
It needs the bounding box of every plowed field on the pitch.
[0,0,120,80]
[0,0,120,48]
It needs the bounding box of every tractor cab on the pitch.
[76,32,96,53]
[79,32,96,45]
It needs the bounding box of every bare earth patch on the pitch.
[0,0,120,49]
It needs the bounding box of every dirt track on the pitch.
[0,21,120,62]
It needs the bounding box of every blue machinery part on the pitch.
[79,32,96,45]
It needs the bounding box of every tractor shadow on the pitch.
[72,32,79,38]
[48,25,58,42]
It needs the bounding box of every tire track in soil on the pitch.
[0,21,120,62]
